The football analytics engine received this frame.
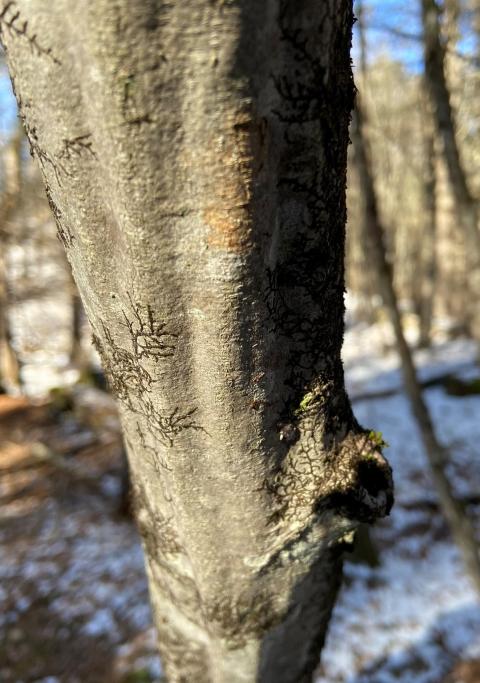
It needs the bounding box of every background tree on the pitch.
[421,0,480,341]
[416,89,438,348]
[351,97,480,593]
[0,120,22,392]
[351,0,480,594]
[0,1,392,682]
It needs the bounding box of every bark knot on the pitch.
[321,431,394,524]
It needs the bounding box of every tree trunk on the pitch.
[444,0,460,47]
[351,97,480,595]
[0,122,22,393]
[1,2,393,680]
[417,90,438,348]
[421,0,476,229]
[356,0,369,78]
[421,0,480,341]
[474,0,480,64]
[68,271,86,368]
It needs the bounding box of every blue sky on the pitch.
[355,0,479,73]
[354,0,424,71]
[0,64,16,139]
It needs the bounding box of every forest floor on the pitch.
[1,318,480,683]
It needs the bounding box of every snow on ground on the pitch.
[10,295,81,396]
[0,430,161,682]
[1,311,480,682]
[316,321,480,683]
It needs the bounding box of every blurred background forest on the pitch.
[1,1,480,682]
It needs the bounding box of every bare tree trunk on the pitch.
[445,0,460,46]
[474,0,480,62]
[356,0,369,77]
[418,92,438,348]
[0,2,393,680]
[421,0,480,341]
[422,0,476,229]
[351,98,480,594]
[0,123,22,393]
[68,271,85,368]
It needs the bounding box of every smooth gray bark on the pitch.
[1,2,392,681]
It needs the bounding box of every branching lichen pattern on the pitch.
[0,1,61,64]
[93,296,204,467]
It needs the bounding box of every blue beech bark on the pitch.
[1,1,393,680]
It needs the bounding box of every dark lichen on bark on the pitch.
[0,1,61,64]
[92,301,204,452]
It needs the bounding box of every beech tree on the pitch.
[0,2,393,681]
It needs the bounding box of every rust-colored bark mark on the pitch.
[203,204,250,253]
[203,111,258,254]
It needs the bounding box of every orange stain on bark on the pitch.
[203,205,251,253]
[203,111,257,254]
